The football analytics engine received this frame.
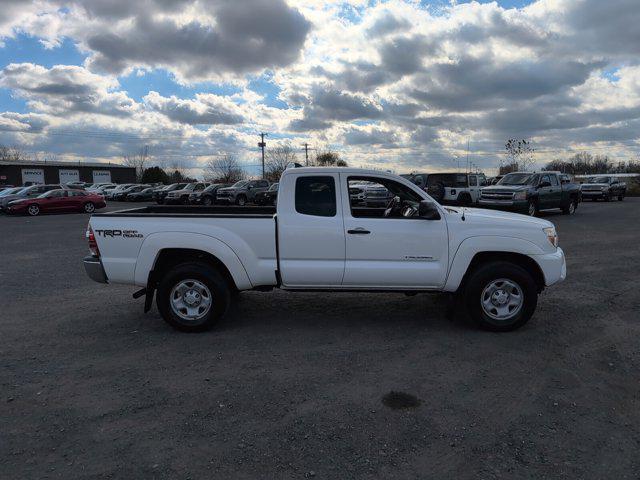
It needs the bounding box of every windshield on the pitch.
[587,176,610,183]
[498,173,538,186]
[0,187,23,196]
[426,174,467,188]
[232,181,248,188]
[269,183,278,191]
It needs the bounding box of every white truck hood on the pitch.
[444,206,554,229]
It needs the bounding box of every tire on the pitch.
[156,262,231,332]
[464,261,538,332]
[203,196,213,206]
[457,192,472,207]
[527,200,538,217]
[604,194,611,202]
[181,196,190,205]
[27,204,40,216]
[83,202,95,213]
[235,194,247,206]
[562,198,577,215]
[618,194,624,201]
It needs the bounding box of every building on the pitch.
[0,160,137,186]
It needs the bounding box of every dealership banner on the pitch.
[21,168,44,185]
[59,169,80,184]
[93,170,112,183]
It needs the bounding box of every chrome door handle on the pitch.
[348,228,370,235]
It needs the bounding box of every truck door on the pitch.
[277,173,346,287]
[468,175,480,203]
[340,174,449,288]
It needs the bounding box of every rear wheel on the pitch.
[203,196,213,206]
[562,198,577,215]
[27,204,40,216]
[156,262,231,332]
[464,261,538,332]
[83,202,95,213]
[457,192,472,206]
[181,196,190,205]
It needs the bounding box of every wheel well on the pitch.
[460,251,546,293]
[150,248,237,292]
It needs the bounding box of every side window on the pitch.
[348,176,422,219]
[195,184,204,191]
[295,176,336,217]
[549,175,559,186]
[469,175,478,187]
[541,174,551,186]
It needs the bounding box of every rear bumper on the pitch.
[84,255,108,284]
[531,248,566,287]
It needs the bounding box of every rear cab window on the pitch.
[295,176,336,217]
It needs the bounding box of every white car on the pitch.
[83,167,566,332]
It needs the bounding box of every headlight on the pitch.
[514,191,527,200]
[543,227,558,248]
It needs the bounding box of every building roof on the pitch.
[0,160,135,169]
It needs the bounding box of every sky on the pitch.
[0,0,639,177]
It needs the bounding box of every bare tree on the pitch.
[505,139,535,172]
[312,147,347,167]
[204,154,245,183]
[265,143,297,182]
[123,145,150,182]
[0,145,29,162]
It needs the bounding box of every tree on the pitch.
[123,145,150,182]
[204,154,245,183]
[0,145,29,162]
[504,139,535,172]
[265,143,297,182]
[141,166,170,184]
[313,148,347,167]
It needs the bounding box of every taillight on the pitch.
[86,224,100,257]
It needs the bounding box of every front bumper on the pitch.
[84,255,108,284]
[478,199,529,212]
[581,191,607,199]
[531,247,566,287]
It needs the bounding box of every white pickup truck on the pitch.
[84,167,566,332]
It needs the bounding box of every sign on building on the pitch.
[21,168,44,185]
[59,169,80,184]
[92,170,112,183]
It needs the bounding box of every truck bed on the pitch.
[94,205,277,217]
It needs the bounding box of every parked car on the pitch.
[0,186,22,196]
[84,167,566,333]
[165,182,210,205]
[0,184,63,212]
[153,183,187,204]
[479,171,581,216]
[0,185,15,193]
[580,176,626,201]
[113,184,151,201]
[127,187,158,202]
[7,189,106,216]
[254,183,279,206]
[189,183,231,206]
[216,179,270,206]
[87,183,115,193]
[403,172,487,206]
[105,184,136,200]
[65,182,87,190]
[348,182,368,206]
[362,184,393,208]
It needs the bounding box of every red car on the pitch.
[6,189,106,216]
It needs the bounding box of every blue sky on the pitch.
[0,0,637,175]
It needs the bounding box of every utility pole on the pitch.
[302,143,310,166]
[258,133,267,178]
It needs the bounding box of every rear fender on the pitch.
[444,236,545,292]
[134,232,252,289]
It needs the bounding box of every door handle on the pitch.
[348,228,370,235]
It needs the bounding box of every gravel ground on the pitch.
[1,199,639,479]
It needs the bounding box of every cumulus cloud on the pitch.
[144,91,244,125]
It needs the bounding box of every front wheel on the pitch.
[203,196,213,206]
[527,200,538,217]
[83,202,95,213]
[562,199,577,215]
[464,261,538,332]
[156,262,231,332]
[27,204,40,216]
[236,195,247,206]
[618,194,624,201]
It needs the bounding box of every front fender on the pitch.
[443,236,545,292]
[134,232,253,289]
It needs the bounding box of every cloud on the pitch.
[144,91,244,125]
[0,63,136,117]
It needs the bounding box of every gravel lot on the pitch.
[1,199,639,479]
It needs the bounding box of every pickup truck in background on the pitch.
[83,167,566,333]
[216,179,270,206]
[580,176,626,201]
[479,171,581,216]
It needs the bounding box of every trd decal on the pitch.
[94,229,143,239]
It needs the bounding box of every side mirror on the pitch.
[418,200,441,220]
[538,181,551,188]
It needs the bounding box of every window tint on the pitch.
[549,175,559,186]
[540,175,551,185]
[70,191,86,197]
[295,176,336,217]
[469,175,478,186]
